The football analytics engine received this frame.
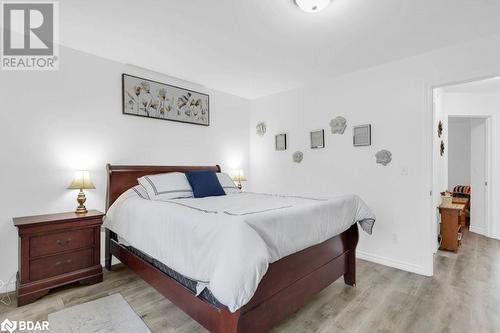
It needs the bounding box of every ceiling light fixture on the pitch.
[295,0,331,13]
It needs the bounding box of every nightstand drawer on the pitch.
[30,228,94,257]
[30,248,94,281]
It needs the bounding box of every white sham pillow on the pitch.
[217,172,242,194]
[138,172,193,200]
[132,185,149,200]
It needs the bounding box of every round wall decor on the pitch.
[330,116,347,134]
[256,122,267,136]
[375,149,392,166]
[293,151,303,163]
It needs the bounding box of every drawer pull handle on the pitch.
[56,238,72,245]
[55,258,73,266]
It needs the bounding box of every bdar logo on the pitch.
[0,319,17,333]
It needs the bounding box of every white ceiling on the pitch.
[443,76,500,93]
[60,0,500,99]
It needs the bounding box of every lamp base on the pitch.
[75,189,88,214]
[237,182,242,190]
[75,206,88,214]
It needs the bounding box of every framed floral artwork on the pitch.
[122,74,209,126]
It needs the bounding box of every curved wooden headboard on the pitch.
[106,164,221,210]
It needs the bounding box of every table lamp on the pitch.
[231,169,247,190]
[68,171,95,214]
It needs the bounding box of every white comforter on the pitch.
[104,191,375,312]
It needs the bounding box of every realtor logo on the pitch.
[0,319,16,333]
[1,1,59,70]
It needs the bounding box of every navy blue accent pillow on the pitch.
[185,171,226,198]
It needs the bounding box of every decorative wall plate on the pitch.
[375,149,392,166]
[256,122,267,136]
[330,116,347,134]
[293,151,303,163]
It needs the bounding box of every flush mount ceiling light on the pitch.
[295,0,331,13]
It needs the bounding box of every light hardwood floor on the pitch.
[1,229,499,332]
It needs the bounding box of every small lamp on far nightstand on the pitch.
[231,169,247,190]
[68,171,96,214]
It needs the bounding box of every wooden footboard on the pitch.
[106,224,359,333]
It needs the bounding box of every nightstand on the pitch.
[13,210,104,306]
[439,204,466,253]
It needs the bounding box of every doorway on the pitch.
[431,76,498,258]
[448,117,489,236]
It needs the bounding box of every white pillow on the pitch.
[217,172,242,194]
[138,172,193,200]
[132,185,149,200]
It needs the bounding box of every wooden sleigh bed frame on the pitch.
[105,164,359,333]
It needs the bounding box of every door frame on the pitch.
[426,74,498,276]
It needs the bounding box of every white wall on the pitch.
[443,93,500,239]
[448,118,471,188]
[249,33,500,276]
[0,46,251,291]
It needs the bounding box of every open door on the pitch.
[469,118,488,235]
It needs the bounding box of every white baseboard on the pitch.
[491,234,500,241]
[357,250,429,276]
[469,226,487,236]
[469,226,500,240]
[1,280,16,294]
[100,257,121,267]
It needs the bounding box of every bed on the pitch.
[104,164,374,332]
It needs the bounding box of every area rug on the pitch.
[48,293,151,333]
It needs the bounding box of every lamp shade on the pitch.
[68,171,96,190]
[231,169,247,182]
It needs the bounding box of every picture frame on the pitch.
[310,129,325,149]
[353,124,372,146]
[275,133,287,151]
[122,73,210,126]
